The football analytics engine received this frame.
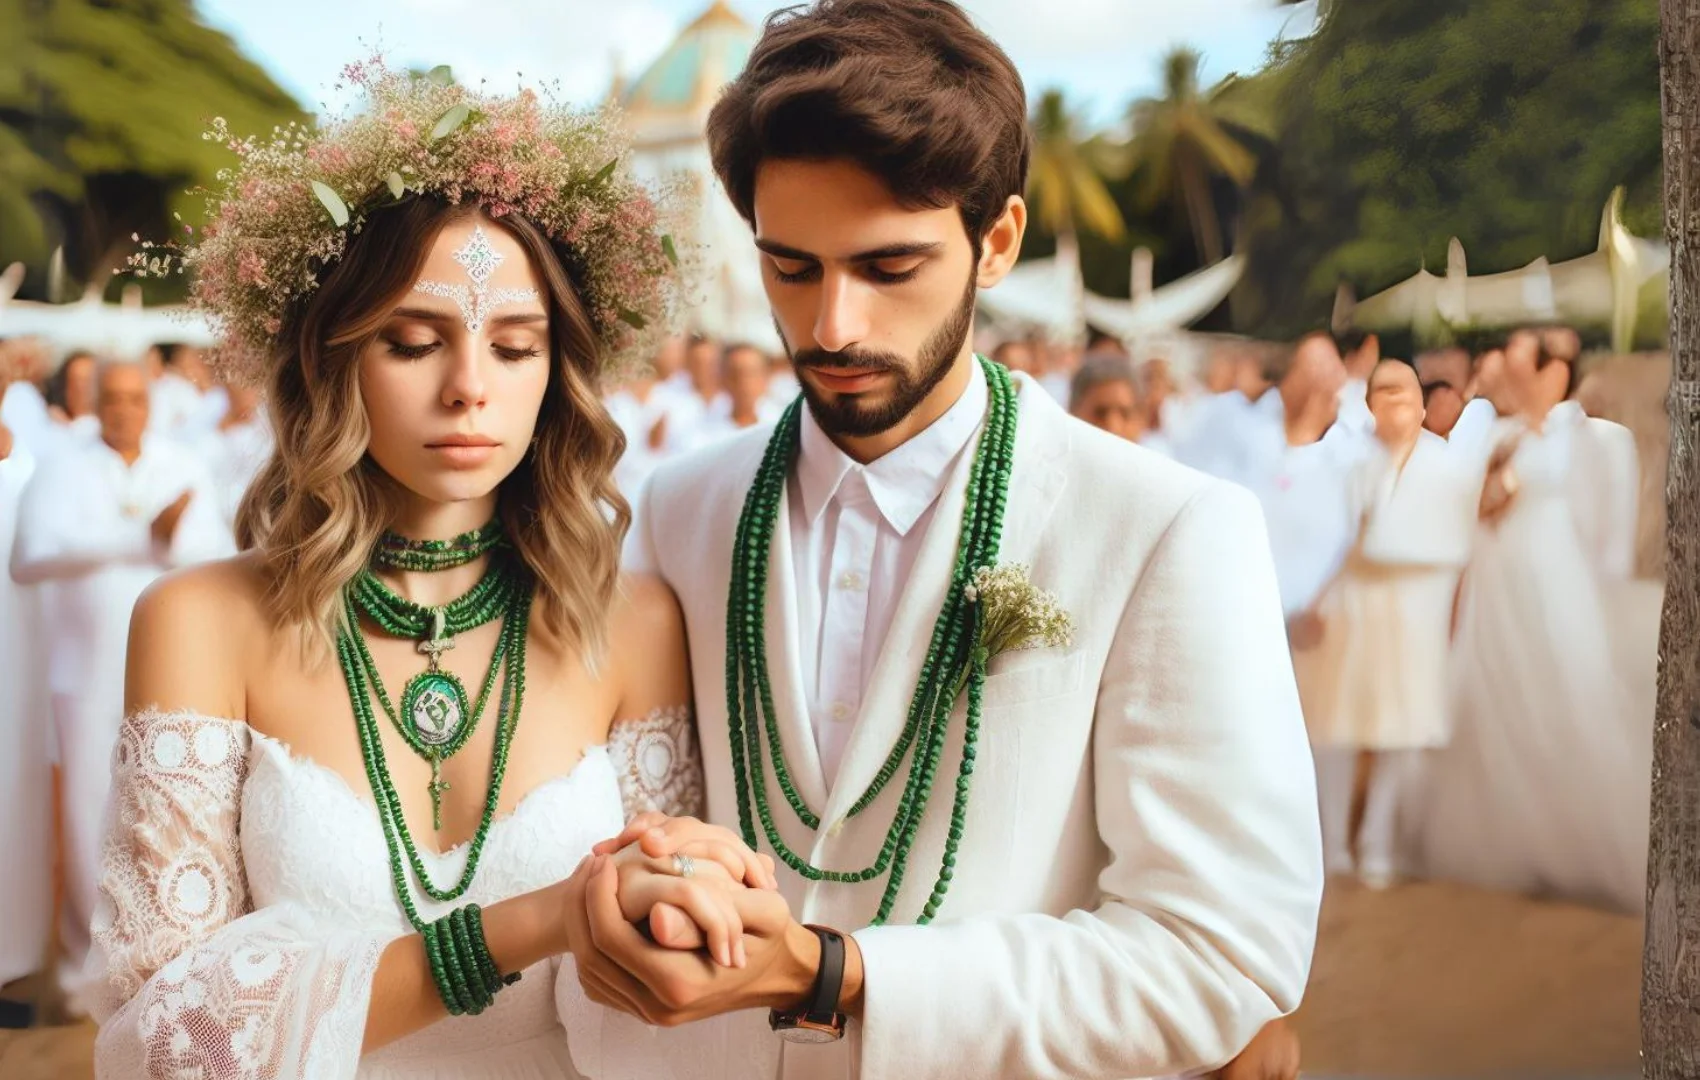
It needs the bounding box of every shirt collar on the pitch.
[795,358,989,536]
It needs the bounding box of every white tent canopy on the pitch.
[0,272,217,361]
[975,235,1244,346]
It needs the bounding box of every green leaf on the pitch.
[430,103,472,142]
[617,307,647,330]
[661,234,678,267]
[426,65,454,88]
[310,181,349,227]
[386,171,406,199]
[591,158,618,186]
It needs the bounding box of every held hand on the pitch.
[151,491,194,547]
[594,811,778,890]
[573,856,811,1027]
[606,843,747,968]
[1212,1018,1301,1080]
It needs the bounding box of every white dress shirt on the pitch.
[788,362,987,788]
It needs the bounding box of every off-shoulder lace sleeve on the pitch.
[606,705,704,820]
[88,709,394,1079]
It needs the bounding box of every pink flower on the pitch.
[264,317,282,335]
[237,249,268,286]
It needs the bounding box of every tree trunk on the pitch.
[1644,2,1700,1076]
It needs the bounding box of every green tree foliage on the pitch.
[1027,88,1127,244]
[1126,47,1267,267]
[0,0,303,300]
[1236,0,1661,336]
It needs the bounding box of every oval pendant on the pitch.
[402,670,470,749]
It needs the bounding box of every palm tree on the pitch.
[1126,47,1264,266]
[1026,89,1127,245]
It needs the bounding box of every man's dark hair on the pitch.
[706,0,1031,249]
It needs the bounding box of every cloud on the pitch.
[197,0,683,108]
[196,0,1314,121]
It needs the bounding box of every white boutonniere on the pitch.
[957,565,1075,692]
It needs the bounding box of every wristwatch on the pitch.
[769,924,848,1043]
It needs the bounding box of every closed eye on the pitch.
[386,339,439,360]
[493,344,542,362]
[867,262,923,285]
[768,256,819,284]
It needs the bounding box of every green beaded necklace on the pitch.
[373,520,506,572]
[348,541,526,827]
[338,574,530,906]
[725,356,1018,925]
[336,537,534,1017]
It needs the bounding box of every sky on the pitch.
[194,0,1317,126]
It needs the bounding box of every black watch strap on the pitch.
[804,924,846,1020]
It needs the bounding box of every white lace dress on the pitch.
[85,706,704,1079]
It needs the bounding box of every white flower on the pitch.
[965,564,1075,656]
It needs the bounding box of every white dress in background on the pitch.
[1418,403,1652,913]
[0,447,52,985]
[88,706,703,1079]
[1295,432,1480,751]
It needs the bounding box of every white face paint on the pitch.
[413,224,542,333]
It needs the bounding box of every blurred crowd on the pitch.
[0,322,1666,1014]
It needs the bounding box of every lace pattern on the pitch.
[88,709,391,1079]
[605,705,704,821]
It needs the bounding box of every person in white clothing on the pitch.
[1292,361,1482,886]
[196,382,274,529]
[0,339,54,459]
[1418,329,1652,913]
[147,342,224,438]
[1244,332,1367,631]
[1068,352,1146,443]
[9,361,238,1005]
[0,415,52,1016]
[659,335,732,454]
[1172,342,1278,486]
[81,71,774,1078]
[598,4,1318,1078]
[608,336,688,499]
[671,342,781,454]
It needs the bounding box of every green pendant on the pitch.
[403,669,469,749]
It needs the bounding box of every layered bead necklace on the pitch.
[724,356,1018,925]
[337,519,531,1015]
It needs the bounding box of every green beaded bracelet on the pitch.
[434,913,479,1016]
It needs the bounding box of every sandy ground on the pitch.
[0,877,1643,1078]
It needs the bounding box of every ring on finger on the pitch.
[672,853,696,879]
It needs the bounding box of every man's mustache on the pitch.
[792,349,904,374]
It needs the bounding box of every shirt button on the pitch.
[830,702,853,722]
[837,571,867,592]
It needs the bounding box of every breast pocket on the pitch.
[979,650,1087,709]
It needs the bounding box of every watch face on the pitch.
[774,1023,842,1045]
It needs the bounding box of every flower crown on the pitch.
[131,59,687,386]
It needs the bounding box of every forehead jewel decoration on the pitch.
[414,225,540,333]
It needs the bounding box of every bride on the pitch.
[88,64,774,1077]
[1418,329,1651,914]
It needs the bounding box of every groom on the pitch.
[589,2,1323,1076]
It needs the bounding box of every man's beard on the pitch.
[784,274,977,439]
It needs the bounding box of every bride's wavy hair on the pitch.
[236,196,630,662]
